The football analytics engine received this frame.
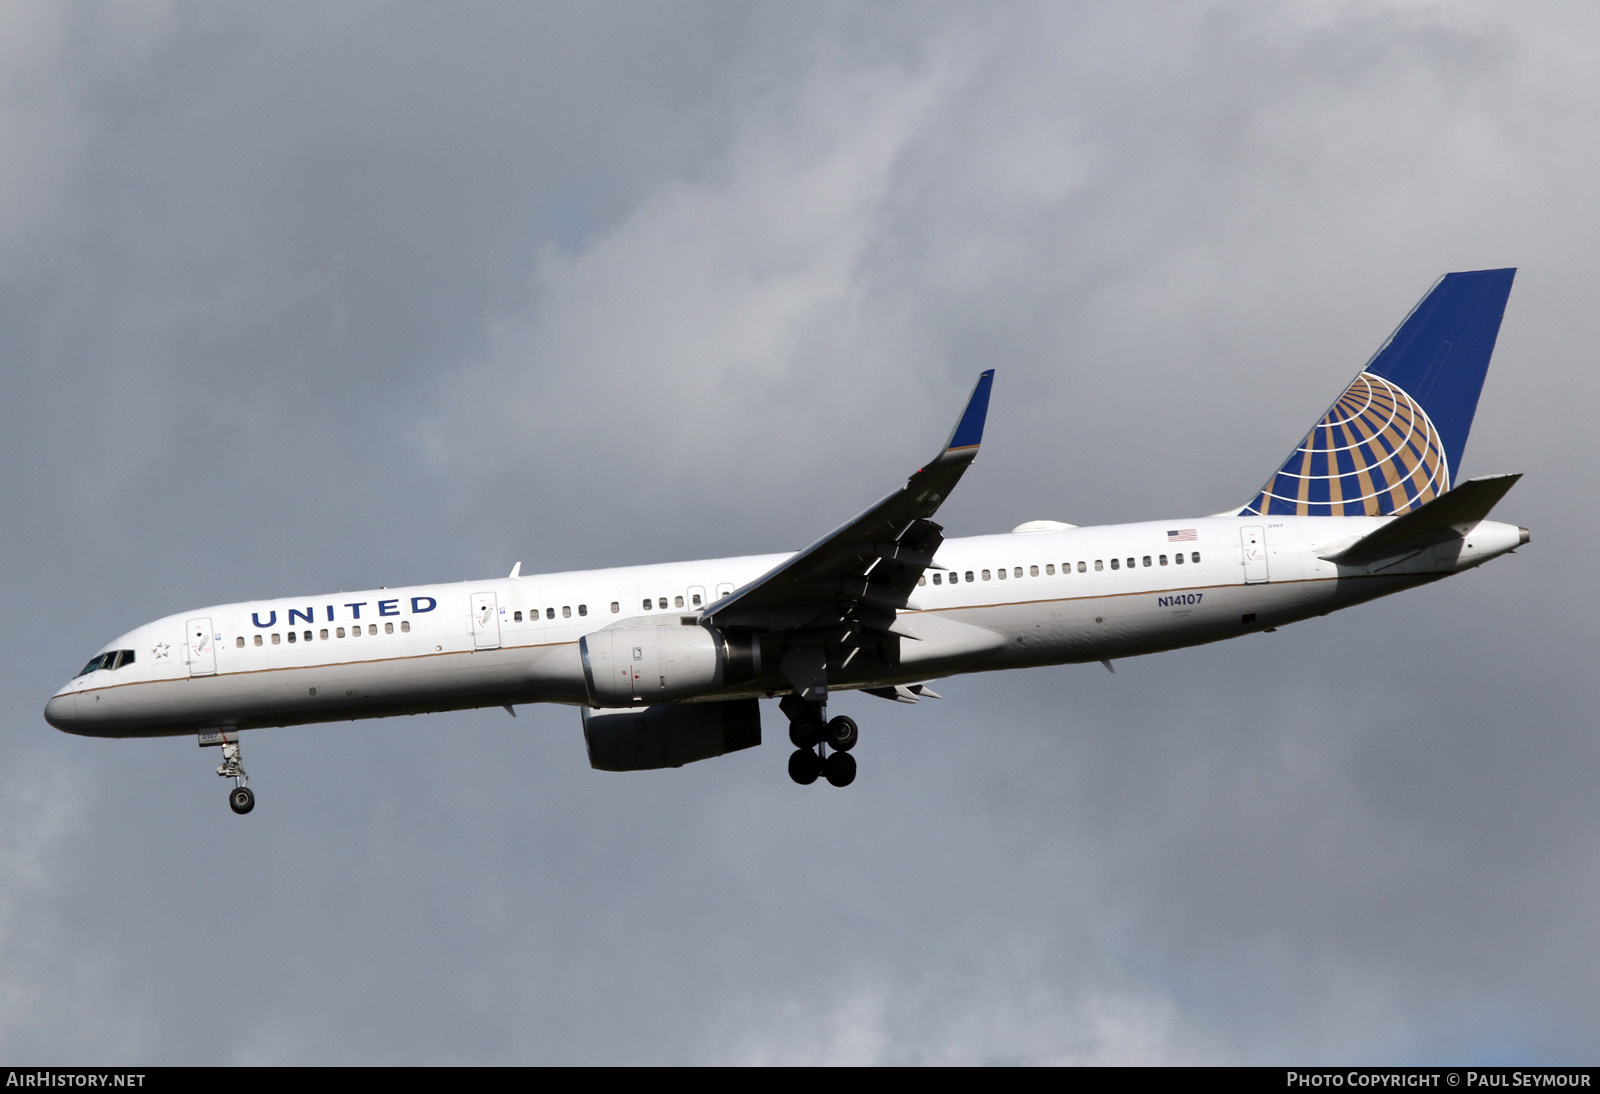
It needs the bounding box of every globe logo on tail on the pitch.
[1241,372,1448,518]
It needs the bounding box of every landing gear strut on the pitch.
[201,730,254,815]
[781,698,858,788]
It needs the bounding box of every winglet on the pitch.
[942,370,995,456]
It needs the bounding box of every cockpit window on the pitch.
[75,649,135,677]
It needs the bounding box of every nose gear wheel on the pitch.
[203,732,256,815]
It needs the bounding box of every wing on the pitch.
[706,371,994,651]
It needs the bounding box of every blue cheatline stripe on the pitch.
[945,370,995,453]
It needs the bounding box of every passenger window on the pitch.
[1046,564,1055,575]
[1029,566,1038,577]
[643,599,652,611]
[579,605,588,617]
[385,622,394,634]
[253,635,263,647]
[691,595,701,607]
[1014,567,1023,578]
[1110,558,1120,570]
[304,631,313,642]
[1159,555,1168,566]
[401,620,410,633]
[917,575,926,586]
[546,608,555,619]
[1143,556,1151,568]
[235,637,244,648]
[369,624,378,635]
[932,572,942,585]
[1191,552,1201,563]
[948,572,958,584]
[671,596,682,608]
[562,606,571,618]
[514,611,522,622]
[1094,560,1103,571]
[996,568,1006,580]
[336,627,346,638]
[1174,553,1184,564]
[320,629,329,640]
[287,632,297,644]
[982,570,991,581]
[272,634,281,645]
[1126,558,1135,569]
[611,602,620,614]
[659,598,668,610]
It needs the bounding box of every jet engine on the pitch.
[578,623,760,708]
[582,698,762,771]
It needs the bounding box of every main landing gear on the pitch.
[200,730,254,814]
[782,697,858,788]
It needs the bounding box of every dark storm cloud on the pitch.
[2,1,1596,1063]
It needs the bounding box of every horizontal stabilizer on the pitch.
[1320,474,1521,565]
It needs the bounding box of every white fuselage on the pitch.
[44,514,1525,739]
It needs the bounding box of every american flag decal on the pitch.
[1167,528,1198,542]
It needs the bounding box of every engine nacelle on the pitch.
[582,699,762,771]
[578,623,759,707]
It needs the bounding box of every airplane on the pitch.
[46,269,1527,814]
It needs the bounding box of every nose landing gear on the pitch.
[200,729,254,815]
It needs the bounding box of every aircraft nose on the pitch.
[44,691,81,732]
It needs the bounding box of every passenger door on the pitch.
[185,617,217,676]
[471,592,502,649]
[1240,526,1270,584]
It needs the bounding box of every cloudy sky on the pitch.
[3,1,1596,1064]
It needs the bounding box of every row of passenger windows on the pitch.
[77,649,135,676]
[917,552,1202,586]
[236,621,410,647]
[231,551,1184,652]
[512,591,709,622]
[641,592,704,611]
[227,553,1202,650]
[514,605,589,621]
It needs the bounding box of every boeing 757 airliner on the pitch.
[47,269,1526,813]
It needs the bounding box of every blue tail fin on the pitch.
[1240,268,1516,518]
